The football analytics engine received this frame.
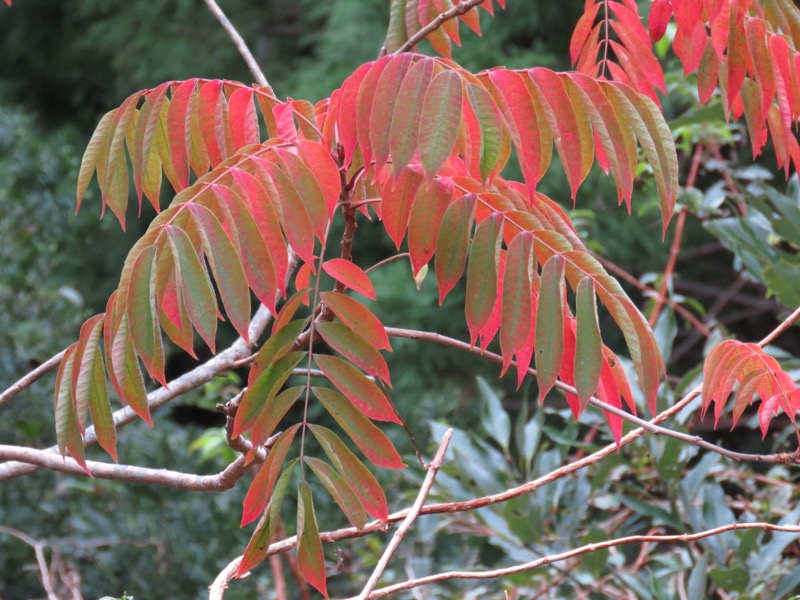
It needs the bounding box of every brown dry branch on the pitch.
[393,0,488,55]
[0,525,59,600]
[355,428,454,600]
[365,522,800,598]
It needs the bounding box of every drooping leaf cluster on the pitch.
[44,0,800,593]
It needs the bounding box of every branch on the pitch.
[393,0,486,55]
[355,428,453,600]
[0,525,59,600]
[0,440,275,491]
[0,304,275,481]
[386,327,800,465]
[366,522,800,597]
[203,0,270,89]
[0,349,66,407]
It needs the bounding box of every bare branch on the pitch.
[365,522,800,597]
[393,0,486,55]
[0,349,66,407]
[0,525,59,600]
[203,0,270,89]
[0,443,271,491]
[356,428,453,600]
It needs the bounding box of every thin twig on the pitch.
[649,207,687,327]
[0,525,59,600]
[393,0,487,55]
[365,522,800,597]
[355,428,453,600]
[0,349,66,407]
[202,0,270,89]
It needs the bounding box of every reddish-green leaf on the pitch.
[500,232,533,374]
[370,53,413,175]
[54,345,89,474]
[389,57,435,174]
[313,354,399,423]
[535,254,565,403]
[250,386,304,448]
[309,425,388,519]
[274,148,328,240]
[466,83,506,184]
[322,258,376,300]
[314,387,404,469]
[435,193,477,303]
[234,352,305,438]
[272,288,312,335]
[408,177,453,274]
[305,457,366,529]
[320,291,391,352]
[188,203,251,342]
[465,212,503,344]
[418,70,463,177]
[381,166,424,249]
[126,244,167,387]
[294,139,342,217]
[241,424,300,527]
[76,110,115,214]
[356,57,391,169]
[167,79,196,191]
[166,224,218,353]
[317,322,391,386]
[237,459,297,577]
[574,277,602,407]
[297,480,328,598]
[110,315,152,426]
[250,319,307,384]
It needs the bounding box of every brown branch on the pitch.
[203,0,270,89]
[0,303,276,481]
[393,0,487,55]
[649,207,687,327]
[0,349,66,407]
[355,428,453,600]
[0,442,272,491]
[366,522,800,597]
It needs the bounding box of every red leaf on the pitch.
[500,232,533,374]
[314,354,399,423]
[320,291,392,352]
[648,0,672,41]
[241,425,300,527]
[381,165,424,249]
[294,139,341,217]
[570,2,602,64]
[337,62,373,167]
[310,425,389,519]
[167,79,197,191]
[370,53,414,176]
[322,259,376,300]
[228,86,260,150]
[408,177,454,274]
[314,387,405,469]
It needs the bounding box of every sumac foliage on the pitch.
[45,0,800,593]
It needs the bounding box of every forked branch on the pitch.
[393,0,487,55]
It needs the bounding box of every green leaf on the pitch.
[389,57,435,173]
[310,425,388,520]
[297,481,328,598]
[166,224,218,353]
[574,277,602,408]
[54,345,89,473]
[419,70,462,177]
[535,254,565,403]
[477,376,511,455]
[466,83,506,184]
[305,457,366,529]
[313,354,399,423]
[250,320,307,385]
[126,244,167,387]
[313,386,405,469]
[234,352,305,438]
[250,385,304,448]
[435,193,477,303]
[465,213,503,345]
[316,322,391,386]
[76,110,115,213]
[110,315,152,426]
